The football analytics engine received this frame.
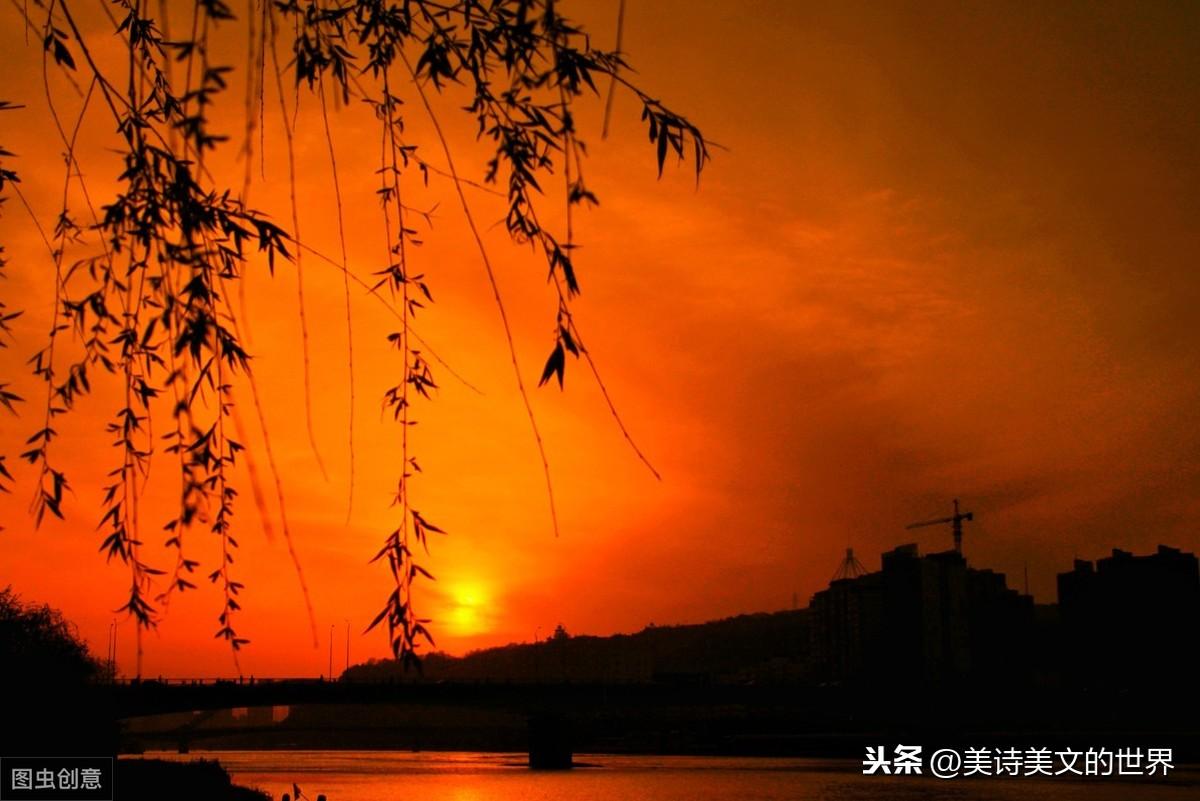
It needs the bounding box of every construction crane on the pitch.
[906,499,974,554]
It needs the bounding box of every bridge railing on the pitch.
[110,676,333,686]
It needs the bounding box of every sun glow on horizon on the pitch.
[445,582,492,639]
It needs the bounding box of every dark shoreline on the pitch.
[116,758,270,801]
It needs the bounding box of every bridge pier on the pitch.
[527,714,573,769]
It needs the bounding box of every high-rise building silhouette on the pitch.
[1057,544,1199,688]
[810,543,1032,685]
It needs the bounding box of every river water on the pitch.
[142,750,1198,801]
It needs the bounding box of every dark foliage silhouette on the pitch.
[0,585,106,686]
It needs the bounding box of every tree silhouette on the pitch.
[0,1,709,674]
[0,585,107,686]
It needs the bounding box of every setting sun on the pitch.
[446,584,492,638]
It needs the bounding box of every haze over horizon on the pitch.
[1,0,1198,677]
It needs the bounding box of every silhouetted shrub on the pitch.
[0,585,106,686]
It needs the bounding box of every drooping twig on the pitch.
[401,50,561,537]
[319,77,357,526]
[267,5,329,482]
[601,0,626,139]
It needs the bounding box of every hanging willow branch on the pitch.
[0,100,24,505]
[2,0,711,670]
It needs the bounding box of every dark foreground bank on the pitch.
[117,759,270,801]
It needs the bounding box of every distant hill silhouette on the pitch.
[345,610,811,684]
[346,542,1200,695]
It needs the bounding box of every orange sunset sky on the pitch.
[2,1,1199,677]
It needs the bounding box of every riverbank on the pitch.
[118,758,270,801]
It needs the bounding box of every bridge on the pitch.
[107,677,780,717]
[103,679,813,768]
[96,678,1200,767]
